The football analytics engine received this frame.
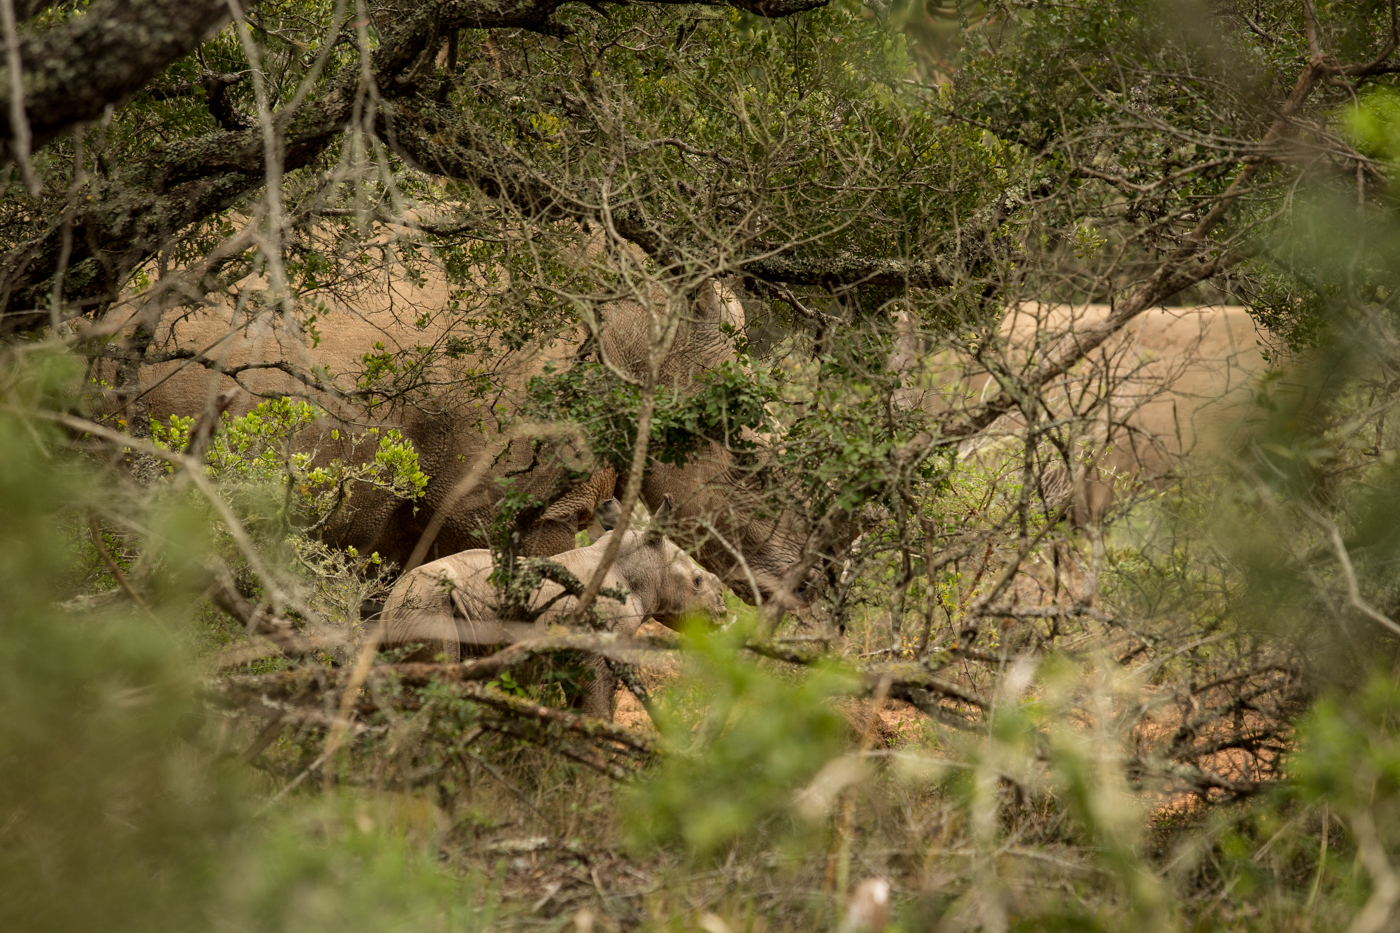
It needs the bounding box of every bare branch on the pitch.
[0,0,259,160]
[1310,510,1400,639]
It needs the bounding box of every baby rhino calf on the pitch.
[380,496,726,718]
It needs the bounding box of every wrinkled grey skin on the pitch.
[381,498,727,719]
[124,280,820,600]
[601,283,822,604]
[121,299,617,567]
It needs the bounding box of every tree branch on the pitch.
[0,0,259,161]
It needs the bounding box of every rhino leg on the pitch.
[581,656,616,721]
[444,590,472,663]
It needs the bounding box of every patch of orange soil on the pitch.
[831,697,927,747]
[610,623,929,746]
[611,621,678,734]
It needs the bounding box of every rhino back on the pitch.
[381,549,527,647]
[121,291,616,566]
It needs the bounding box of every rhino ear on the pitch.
[644,494,673,545]
[595,498,623,531]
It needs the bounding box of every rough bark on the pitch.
[0,0,258,161]
[0,0,839,333]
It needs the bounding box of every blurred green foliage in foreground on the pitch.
[626,621,854,856]
[0,352,483,933]
[10,326,1400,931]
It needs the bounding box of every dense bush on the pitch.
[10,1,1400,931]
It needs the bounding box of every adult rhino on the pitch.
[121,271,815,602]
[909,303,1266,522]
[381,496,727,718]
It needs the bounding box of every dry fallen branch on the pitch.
[208,572,323,658]
[741,639,991,727]
[212,660,658,772]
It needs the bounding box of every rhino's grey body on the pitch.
[380,509,726,718]
[117,273,817,603]
[381,539,651,652]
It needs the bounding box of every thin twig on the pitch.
[320,626,384,784]
[1348,807,1400,933]
[239,711,288,764]
[183,386,242,459]
[265,627,382,806]
[825,674,890,899]
[88,512,152,613]
[26,409,293,609]
[460,749,545,817]
[0,0,39,194]
[1310,511,1400,638]
[214,666,657,758]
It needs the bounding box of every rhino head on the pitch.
[640,453,832,608]
[596,495,728,627]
